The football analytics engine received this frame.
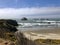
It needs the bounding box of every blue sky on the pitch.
[0,0,60,8]
[0,0,60,18]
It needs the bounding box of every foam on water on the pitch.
[17,20,60,31]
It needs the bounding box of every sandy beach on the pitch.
[24,32,60,41]
[22,28,60,41]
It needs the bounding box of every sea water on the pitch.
[17,20,60,31]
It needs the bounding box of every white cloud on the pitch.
[0,7,60,18]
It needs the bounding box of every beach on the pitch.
[20,28,60,41]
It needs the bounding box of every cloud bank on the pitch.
[0,7,60,18]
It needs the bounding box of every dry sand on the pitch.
[24,32,60,41]
[22,28,60,41]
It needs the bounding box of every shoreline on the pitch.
[18,27,60,33]
[18,28,60,41]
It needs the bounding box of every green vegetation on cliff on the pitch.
[0,19,18,42]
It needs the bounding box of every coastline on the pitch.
[18,28,60,40]
[18,27,60,33]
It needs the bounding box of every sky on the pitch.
[0,0,60,19]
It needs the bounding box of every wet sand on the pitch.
[23,28,60,34]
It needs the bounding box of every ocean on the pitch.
[17,20,60,31]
